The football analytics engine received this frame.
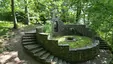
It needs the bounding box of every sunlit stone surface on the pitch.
[77,50,112,64]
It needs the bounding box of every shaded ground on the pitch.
[3,25,41,64]
[76,50,112,64]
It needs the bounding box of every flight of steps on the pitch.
[21,32,70,64]
[95,37,111,50]
[75,27,111,50]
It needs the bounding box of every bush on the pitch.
[43,21,52,33]
[0,12,12,21]
[15,11,26,22]
[0,11,25,22]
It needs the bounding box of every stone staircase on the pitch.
[75,25,111,50]
[95,37,112,50]
[22,32,70,64]
[21,32,112,64]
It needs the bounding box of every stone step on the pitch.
[99,42,107,45]
[99,44,109,46]
[25,32,36,34]
[99,44,108,47]
[99,43,108,45]
[99,45,108,47]
[40,52,50,60]
[46,55,54,63]
[24,44,41,50]
[23,34,36,37]
[22,39,36,42]
[23,33,36,37]
[53,57,58,64]
[34,50,47,57]
[99,45,109,47]
[99,47,109,49]
[22,33,71,64]
[67,62,70,64]
[99,39,105,41]
[62,61,67,64]
[31,48,43,54]
[22,42,36,45]
[99,41,106,43]
[58,59,63,64]
[22,36,36,39]
[99,46,109,48]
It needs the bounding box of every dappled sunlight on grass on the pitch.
[0,21,26,36]
[0,21,13,36]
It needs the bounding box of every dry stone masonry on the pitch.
[21,19,112,64]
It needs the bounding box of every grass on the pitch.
[0,21,13,36]
[43,21,52,33]
[0,21,28,36]
[54,36,92,49]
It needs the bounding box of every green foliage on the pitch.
[0,12,12,21]
[85,1,113,47]
[0,21,13,36]
[43,21,52,33]
[0,48,3,53]
[0,11,25,21]
[0,21,26,36]
[15,11,26,22]
[0,0,11,12]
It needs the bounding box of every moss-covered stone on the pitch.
[54,36,92,48]
[36,25,99,62]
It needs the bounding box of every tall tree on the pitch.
[11,0,18,29]
[75,0,82,23]
[24,0,30,25]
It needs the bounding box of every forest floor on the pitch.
[0,24,41,64]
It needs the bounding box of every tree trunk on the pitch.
[24,0,30,25]
[82,10,86,25]
[11,0,18,29]
[75,0,81,23]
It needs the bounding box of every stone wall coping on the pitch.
[58,44,69,47]
[38,32,99,52]
[39,33,49,35]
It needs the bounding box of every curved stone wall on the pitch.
[36,27,100,62]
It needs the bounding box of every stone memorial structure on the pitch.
[21,18,112,64]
